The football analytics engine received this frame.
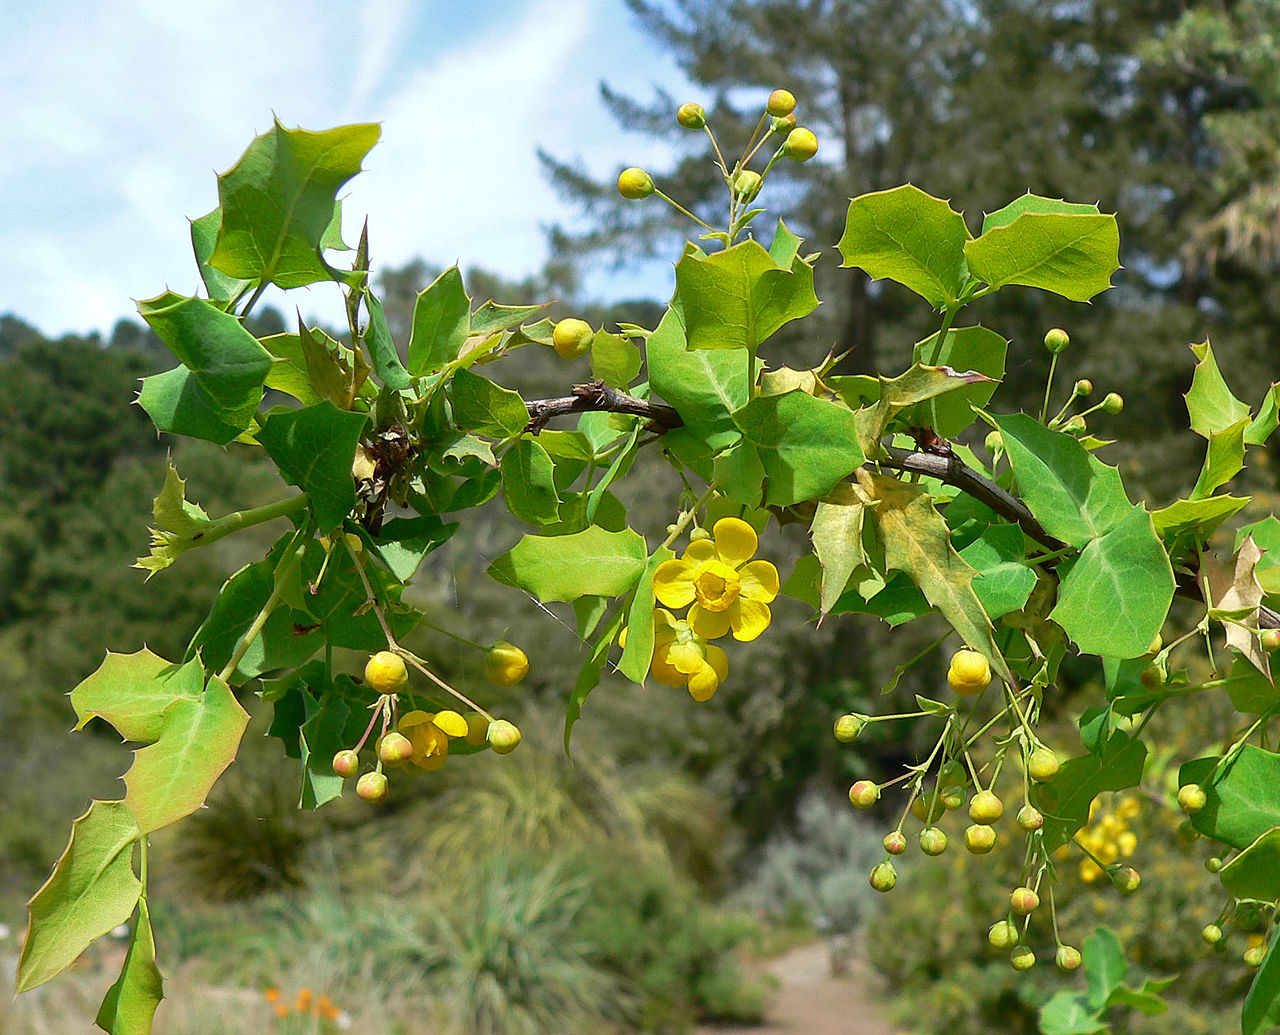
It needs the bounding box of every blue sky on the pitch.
[1,0,690,338]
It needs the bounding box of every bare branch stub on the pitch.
[524,380,683,434]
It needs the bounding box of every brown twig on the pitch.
[524,380,683,434]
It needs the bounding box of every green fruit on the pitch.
[883,831,908,855]
[487,719,522,754]
[969,790,1004,824]
[1055,945,1082,972]
[849,780,880,809]
[1016,804,1044,831]
[676,102,706,129]
[988,920,1019,950]
[356,771,388,803]
[833,713,864,743]
[1010,887,1040,915]
[919,827,948,856]
[766,89,796,116]
[332,749,360,779]
[1043,328,1070,354]
[1178,783,1207,815]
[964,824,997,855]
[617,167,655,199]
[869,861,897,892]
[1027,748,1059,782]
[1010,945,1036,972]
[781,127,818,161]
[551,319,594,360]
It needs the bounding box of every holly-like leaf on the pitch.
[17,801,141,993]
[1050,506,1174,659]
[619,547,676,684]
[810,484,869,618]
[647,307,748,445]
[1038,991,1106,1035]
[964,210,1119,301]
[123,675,250,833]
[1247,382,1280,446]
[136,293,275,445]
[732,390,864,507]
[1220,828,1280,901]
[856,470,1007,677]
[451,368,530,438]
[672,238,818,352]
[298,321,359,408]
[837,185,973,307]
[135,460,220,578]
[501,439,560,525]
[992,413,1132,549]
[469,299,548,338]
[1152,495,1250,543]
[1225,657,1280,714]
[1038,733,1147,852]
[70,649,204,743]
[258,402,368,531]
[590,330,642,388]
[1190,416,1248,500]
[190,207,251,302]
[981,194,1103,232]
[1083,925,1129,1012]
[1237,517,1280,596]
[408,266,471,375]
[358,515,458,584]
[908,326,1007,437]
[363,290,411,391]
[1186,340,1250,439]
[958,524,1037,620]
[209,120,379,288]
[1215,536,1271,681]
[1182,746,1280,851]
[95,897,164,1035]
[855,361,995,455]
[299,689,352,810]
[489,526,649,603]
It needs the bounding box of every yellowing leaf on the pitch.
[1216,535,1272,682]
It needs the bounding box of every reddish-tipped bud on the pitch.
[1111,865,1141,895]
[1043,328,1070,354]
[356,771,388,803]
[1016,804,1044,831]
[378,731,413,764]
[1261,628,1280,652]
[1010,887,1040,915]
[919,827,948,856]
[766,89,796,116]
[848,780,880,809]
[883,831,908,855]
[332,749,360,779]
[617,167,655,200]
[1055,945,1082,972]
[781,127,818,162]
[676,102,706,129]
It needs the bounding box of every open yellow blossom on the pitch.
[650,609,729,702]
[653,517,779,641]
[398,710,450,770]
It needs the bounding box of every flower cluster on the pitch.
[1067,794,1140,883]
[645,517,779,701]
[263,985,347,1027]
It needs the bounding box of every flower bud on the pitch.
[487,719,522,754]
[947,649,992,695]
[1201,924,1223,945]
[332,749,360,779]
[969,790,1004,824]
[781,127,818,162]
[356,771,388,803]
[1074,378,1093,397]
[732,169,763,202]
[551,320,594,361]
[988,920,1018,950]
[770,112,797,135]
[766,89,796,116]
[965,824,997,854]
[617,167,655,200]
[883,831,908,855]
[1205,856,1223,873]
[1102,392,1124,415]
[848,780,880,809]
[1010,945,1036,972]
[365,651,408,694]
[1110,865,1141,895]
[1010,887,1040,915]
[1246,945,1267,968]
[1055,945,1082,972]
[485,640,530,685]
[1262,628,1280,652]
[378,731,413,764]
[985,430,1003,455]
[869,861,897,892]
[1178,783,1207,815]
[1016,804,1044,831]
[833,713,865,743]
[1044,328,1070,354]
[919,826,948,856]
[1027,748,1059,782]
[676,101,706,129]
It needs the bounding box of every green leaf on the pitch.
[785,557,931,626]
[1152,495,1249,542]
[123,675,250,833]
[408,266,471,375]
[586,423,640,524]
[299,689,351,810]
[837,185,972,307]
[858,471,1007,678]
[1226,657,1280,714]
[1182,746,1280,851]
[647,307,748,439]
[71,649,204,743]
[488,526,649,603]
[258,402,368,531]
[712,440,768,508]
[810,484,869,617]
[190,207,251,302]
[731,391,864,507]
[619,548,677,683]
[1220,827,1280,901]
[981,194,1103,233]
[992,413,1132,549]
[257,333,322,407]
[501,439,560,525]
[360,515,458,584]
[1186,340,1250,439]
[1038,733,1147,852]
[856,361,996,455]
[469,299,548,338]
[958,524,1037,619]
[209,120,379,288]
[672,237,818,352]
[590,330,642,388]
[1238,517,1280,596]
[1038,992,1106,1035]
[964,210,1119,301]
[1190,416,1248,499]
[136,293,275,444]
[298,322,360,408]
[565,607,625,754]
[909,326,1007,437]
[17,801,141,993]
[363,290,411,391]
[1084,926,1128,1011]
[1049,506,1174,659]
[1244,932,1280,1035]
[450,368,530,437]
[1247,382,1280,446]
[95,897,164,1035]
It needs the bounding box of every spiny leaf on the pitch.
[95,897,164,1034]
[70,649,204,743]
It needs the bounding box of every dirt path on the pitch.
[697,939,898,1035]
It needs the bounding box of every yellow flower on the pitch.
[398,710,450,770]
[650,609,729,702]
[652,517,779,641]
